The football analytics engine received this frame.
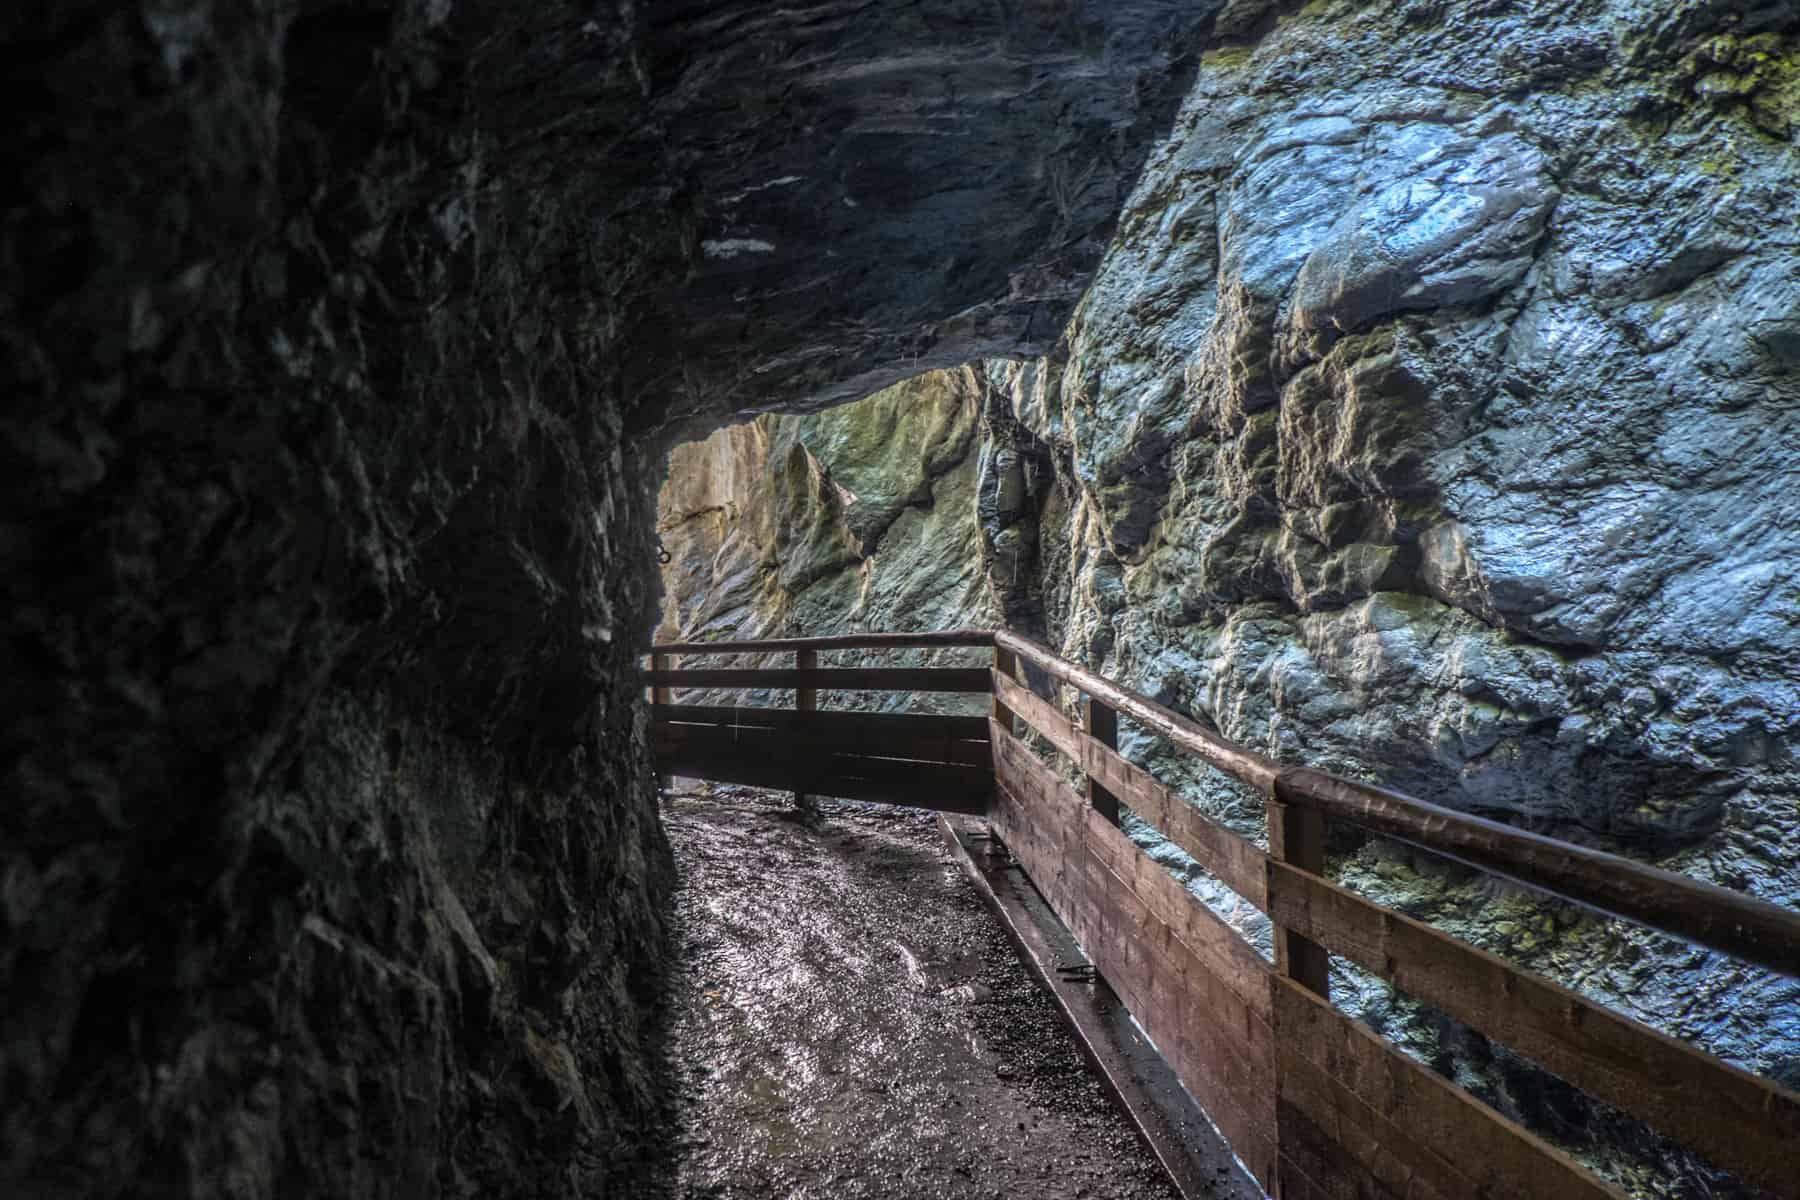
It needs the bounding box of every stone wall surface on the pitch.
[658,370,997,649]
[3,1,1213,1196]
[1025,2,1800,1121]
[13,0,1800,1193]
[655,369,1000,714]
[659,2,1800,1195]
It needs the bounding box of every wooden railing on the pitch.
[647,628,1800,1200]
[644,630,996,814]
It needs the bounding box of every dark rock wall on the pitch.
[639,0,1220,428]
[4,3,679,1194]
[3,2,1213,1195]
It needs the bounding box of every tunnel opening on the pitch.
[647,276,1800,1200]
[10,0,1800,1197]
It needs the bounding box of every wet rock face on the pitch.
[657,370,998,652]
[4,2,1212,1195]
[656,361,1087,657]
[1001,0,1800,1169]
[660,0,1800,1185]
[1040,0,1800,859]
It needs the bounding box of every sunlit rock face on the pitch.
[1041,0,1800,860]
[655,370,1000,715]
[1010,2,1800,1190]
[661,1,1800,1192]
[654,364,1081,717]
[2,1,1215,1195]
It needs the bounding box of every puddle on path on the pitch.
[656,786,1184,1200]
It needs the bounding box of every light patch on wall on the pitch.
[702,238,777,258]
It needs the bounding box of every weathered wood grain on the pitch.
[996,629,1283,794]
[1274,768,1800,978]
[990,723,1279,1189]
[1267,860,1800,1198]
[651,629,995,654]
[991,645,1019,742]
[652,704,989,742]
[642,666,992,693]
[991,668,1081,758]
[794,647,818,808]
[994,667,1270,909]
[1268,800,1330,1000]
[653,718,992,768]
[1273,978,1627,1200]
[1083,696,1121,825]
[654,740,991,813]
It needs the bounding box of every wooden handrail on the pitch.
[650,627,1800,1197]
[988,639,1800,1197]
[1275,767,1800,979]
[995,628,1283,793]
[650,628,994,655]
[993,685,1800,1184]
[641,666,992,693]
[994,628,1800,979]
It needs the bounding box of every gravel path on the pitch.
[655,785,1182,1200]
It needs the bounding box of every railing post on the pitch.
[1269,784,1329,999]
[1083,696,1120,826]
[988,643,1018,843]
[651,652,673,793]
[794,647,817,814]
[991,644,1017,737]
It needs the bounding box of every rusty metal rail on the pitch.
[647,628,1800,1200]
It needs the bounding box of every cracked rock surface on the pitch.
[4,1,1212,1195]
[662,2,1800,1195]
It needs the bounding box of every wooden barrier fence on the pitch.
[644,630,995,814]
[647,628,1800,1199]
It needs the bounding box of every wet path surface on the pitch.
[657,786,1182,1200]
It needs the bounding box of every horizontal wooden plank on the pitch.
[1266,859,1800,1198]
[995,629,1283,795]
[1273,978,1626,1200]
[652,704,990,742]
[997,630,1800,978]
[1277,1055,1460,1200]
[995,666,1271,912]
[991,669,1085,760]
[991,724,1271,1013]
[653,718,992,768]
[1275,768,1800,979]
[992,776,1280,1189]
[1080,729,1270,913]
[1080,823,1271,1020]
[642,666,992,693]
[650,629,994,654]
[657,728,989,770]
[989,724,1279,1189]
[655,744,991,814]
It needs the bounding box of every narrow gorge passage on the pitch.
[11,0,1800,1196]
[657,785,1195,1200]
